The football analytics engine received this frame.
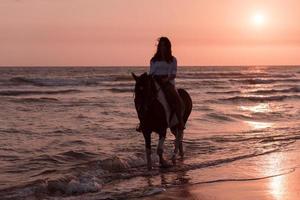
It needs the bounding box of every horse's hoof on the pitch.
[160,161,172,168]
[171,156,176,164]
[160,164,172,169]
[179,152,184,159]
[147,162,153,170]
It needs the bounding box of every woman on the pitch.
[149,37,184,129]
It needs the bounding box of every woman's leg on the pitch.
[163,82,184,129]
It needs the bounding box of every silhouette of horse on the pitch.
[132,72,192,170]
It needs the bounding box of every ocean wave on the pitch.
[230,78,300,84]
[179,72,295,80]
[102,82,133,87]
[50,151,99,164]
[219,95,300,102]
[207,90,241,94]
[260,135,300,143]
[228,113,255,121]
[12,97,60,103]
[249,86,300,95]
[58,140,88,147]
[29,154,62,165]
[0,155,146,198]
[206,112,235,122]
[0,141,294,200]
[179,72,249,79]
[212,85,231,89]
[9,77,102,87]
[108,88,133,93]
[0,89,80,96]
[197,80,228,85]
[113,75,133,81]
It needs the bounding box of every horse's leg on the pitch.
[179,130,184,158]
[143,131,152,170]
[157,130,168,167]
[172,128,183,163]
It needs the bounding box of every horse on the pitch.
[132,72,193,170]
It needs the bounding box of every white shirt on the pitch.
[149,57,177,85]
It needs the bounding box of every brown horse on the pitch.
[132,72,192,170]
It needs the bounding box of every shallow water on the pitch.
[0,66,299,199]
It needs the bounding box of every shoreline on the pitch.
[141,167,300,200]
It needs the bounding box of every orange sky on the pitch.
[0,0,299,66]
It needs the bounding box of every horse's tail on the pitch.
[178,88,193,124]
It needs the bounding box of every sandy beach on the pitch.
[142,150,300,200]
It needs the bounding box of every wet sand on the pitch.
[141,167,300,200]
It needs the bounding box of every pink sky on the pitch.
[0,0,299,66]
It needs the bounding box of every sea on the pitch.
[0,66,299,199]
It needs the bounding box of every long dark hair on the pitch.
[151,37,174,63]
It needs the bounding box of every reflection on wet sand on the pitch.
[270,175,284,200]
[256,150,300,200]
[242,102,291,199]
[141,150,300,200]
[262,153,285,200]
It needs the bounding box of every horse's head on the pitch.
[132,72,155,118]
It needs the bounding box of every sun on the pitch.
[252,13,266,26]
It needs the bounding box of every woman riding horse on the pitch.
[137,37,184,131]
[133,37,192,170]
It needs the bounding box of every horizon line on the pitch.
[0,64,300,68]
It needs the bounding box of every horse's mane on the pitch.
[139,72,148,81]
[134,72,157,99]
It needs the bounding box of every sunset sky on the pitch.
[0,0,299,66]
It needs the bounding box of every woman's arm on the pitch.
[149,60,156,75]
[168,57,177,80]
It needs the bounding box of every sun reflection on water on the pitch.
[245,121,273,129]
[240,103,270,113]
[242,102,284,199]
[240,103,274,130]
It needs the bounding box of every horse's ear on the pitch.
[131,72,138,81]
